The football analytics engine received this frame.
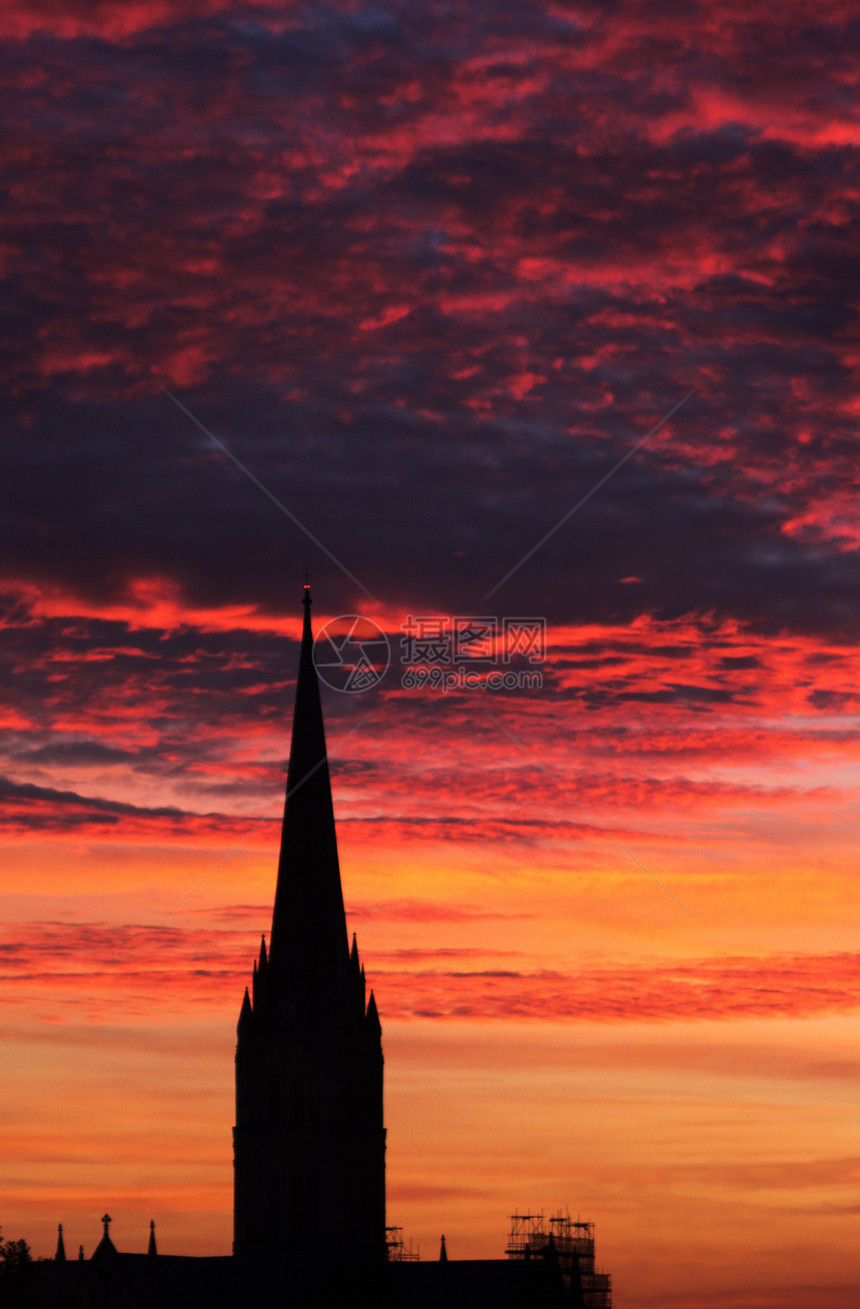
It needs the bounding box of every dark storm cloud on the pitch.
[17,739,138,765]
[0,773,189,828]
[2,0,860,631]
[0,601,294,716]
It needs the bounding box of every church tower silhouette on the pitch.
[232,584,386,1260]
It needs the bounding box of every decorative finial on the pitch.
[101,1214,111,1237]
[78,1245,84,1261]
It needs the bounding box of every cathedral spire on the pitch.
[269,585,348,1003]
[233,584,385,1261]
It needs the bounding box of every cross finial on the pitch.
[101,1214,111,1237]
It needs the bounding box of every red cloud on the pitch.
[4,921,859,1025]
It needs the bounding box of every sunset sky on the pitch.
[3,2,860,1305]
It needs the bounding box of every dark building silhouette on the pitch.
[10,586,612,1307]
[233,583,386,1261]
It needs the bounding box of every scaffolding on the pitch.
[506,1209,611,1308]
[385,1226,420,1262]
